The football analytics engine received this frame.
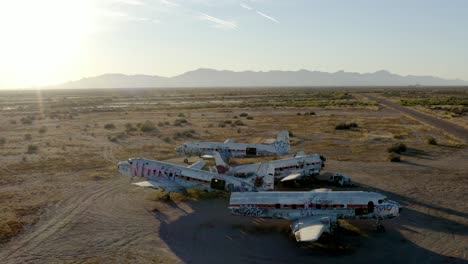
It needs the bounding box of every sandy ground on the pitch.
[0,152,466,263]
[0,88,467,263]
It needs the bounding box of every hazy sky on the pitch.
[0,0,467,88]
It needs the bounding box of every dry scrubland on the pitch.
[0,87,467,263]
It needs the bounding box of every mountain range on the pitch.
[55,69,468,88]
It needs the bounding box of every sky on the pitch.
[0,0,467,89]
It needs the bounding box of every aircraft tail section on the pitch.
[247,162,274,191]
[274,130,291,155]
[213,151,230,174]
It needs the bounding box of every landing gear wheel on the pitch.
[162,193,171,201]
[376,224,386,233]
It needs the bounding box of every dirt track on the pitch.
[365,95,468,142]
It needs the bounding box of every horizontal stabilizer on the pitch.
[295,151,305,158]
[132,181,160,188]
[291,216,333,242]
[132,181,186,193]
[188,161,206,170]
[280,173,303,182]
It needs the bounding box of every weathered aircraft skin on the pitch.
[175,130,290,159]
[214,151,323,181]
[117,158,275,192]
[229,190,401,242]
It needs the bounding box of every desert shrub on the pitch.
[163,137,172,143]
[297,112,302,116]
[9,120,17,125]
[38,126,47,134]
[20,116,35,125]
[233,120,245,126]
[233,116,238,119]
[218,123,226,128]
[387,143,407,154]
[0,137,5,145]
[173,119,189,127]
[335,122,358,130]
[427,137,437,145]
[125,123,137,132]
[388,153,401,162]
[24,134,32,140]
[158,122,165,127]
[239,113,249,117]
[104,123,116,130]
[140,120,158,133]
[108,133,128,143]
[224,120,232,124]
[288,131,294,137]
[178,113,186,117]
[173,129,196,140]
[164,121,170,125]
[27,144,38,154]
[246,116,254,120]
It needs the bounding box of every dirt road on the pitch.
[365,95,468,142]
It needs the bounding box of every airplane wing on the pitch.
[188,161,206,170]
[280,172,303,182]
[224,139,236,143]
[291,216,333,242]
[295,151,305,158]
[132,180,186,193]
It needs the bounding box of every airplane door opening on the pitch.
[210,178,226,190]
[368,201,374,213]
[246,147,257,156]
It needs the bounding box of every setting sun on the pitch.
[0,0,95,87]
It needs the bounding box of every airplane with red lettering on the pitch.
[175,130,290,159]
[229,189,401,242]
[213,151,326,182]
[117,158,275,193]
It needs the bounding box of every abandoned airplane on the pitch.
[175,130,291,159]
[229,189,401,242]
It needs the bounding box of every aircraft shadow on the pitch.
[157,198,466,264]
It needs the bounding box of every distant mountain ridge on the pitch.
[56,69,468,88]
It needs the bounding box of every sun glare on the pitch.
[0,0,95,87]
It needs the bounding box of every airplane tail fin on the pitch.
[213,151,230,174]
[274,130,291,155]
[248,162,274,191]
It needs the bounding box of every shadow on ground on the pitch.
[157,196,466,264]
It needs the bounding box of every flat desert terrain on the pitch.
[0,87,467,263]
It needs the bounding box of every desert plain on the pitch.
[0,87,467,263]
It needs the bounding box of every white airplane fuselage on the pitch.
[176,142,284,158]
[175,130,291,159]
[223,154,323,180]
[229,191,400,221]
[118,158,273,192]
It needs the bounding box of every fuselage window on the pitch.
[292,204,297,209]
[316,204,322,209]
[275,203,280,209]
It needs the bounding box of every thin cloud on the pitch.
[199,13,237,30]
[117,0,144,5]
[160,0,180,7]
[240,3,252,10]
[255,10,279,23]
